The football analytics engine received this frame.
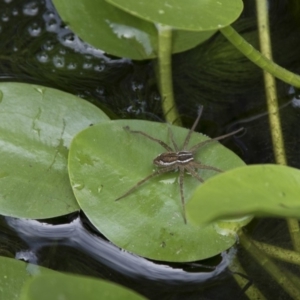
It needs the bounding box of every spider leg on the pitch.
[115,166,176,201]
[182,105,204,149]
[178,166,187,224]
[190,161,223,173]
[124,126,173,152]
[185,165,205,183]
[189,127,244,153]
[168,127,179,151]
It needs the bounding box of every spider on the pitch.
[116,107,243,224]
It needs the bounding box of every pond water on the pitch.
[1,0,300,299]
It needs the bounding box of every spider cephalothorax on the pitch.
[116,107,243,224]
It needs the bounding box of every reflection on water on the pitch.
[1,214,238,299]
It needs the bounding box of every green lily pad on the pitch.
[106,0,243,31]
[0,82,109,219]
[187,165,300,225]
[52,0,216,60]
[21,273,145,300]
[68,120,248,262]
[0,256,57,300]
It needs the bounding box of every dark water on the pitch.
[1,0,300,299]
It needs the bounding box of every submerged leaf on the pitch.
[68,120,248,262]
[187,165,300,225]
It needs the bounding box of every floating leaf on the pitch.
[21,273,145,300]
[52,0,216,60]
[0,82,109,219]
[0,256,56,300]
[187,165,300,225]
[106,0,243,31]
[68,120,248,262]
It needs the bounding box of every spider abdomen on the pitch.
[153,151,194,167]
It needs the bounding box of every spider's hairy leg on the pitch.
[168,127,179,151]
[189,127,244,154]
[182,105,204,149]
[123,126,173,152]
[115,166,176,201]
[191,161,222,173]
[178,166,187,224]
[185,166,205,183]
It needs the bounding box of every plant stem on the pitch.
[239,230,300,299]
[255,0,300,252]
[256,0,286,165]
[287,219,300,251]
[157,24,181,125]
[230,256,266,299]
[219,27,300,88]
[253,240,300,265]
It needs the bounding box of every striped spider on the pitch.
[116,107,243,224]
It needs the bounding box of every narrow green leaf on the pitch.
[0,83,109,219]
[68,120,247,262]
[106,0,243,31]
[187,165,300,225]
